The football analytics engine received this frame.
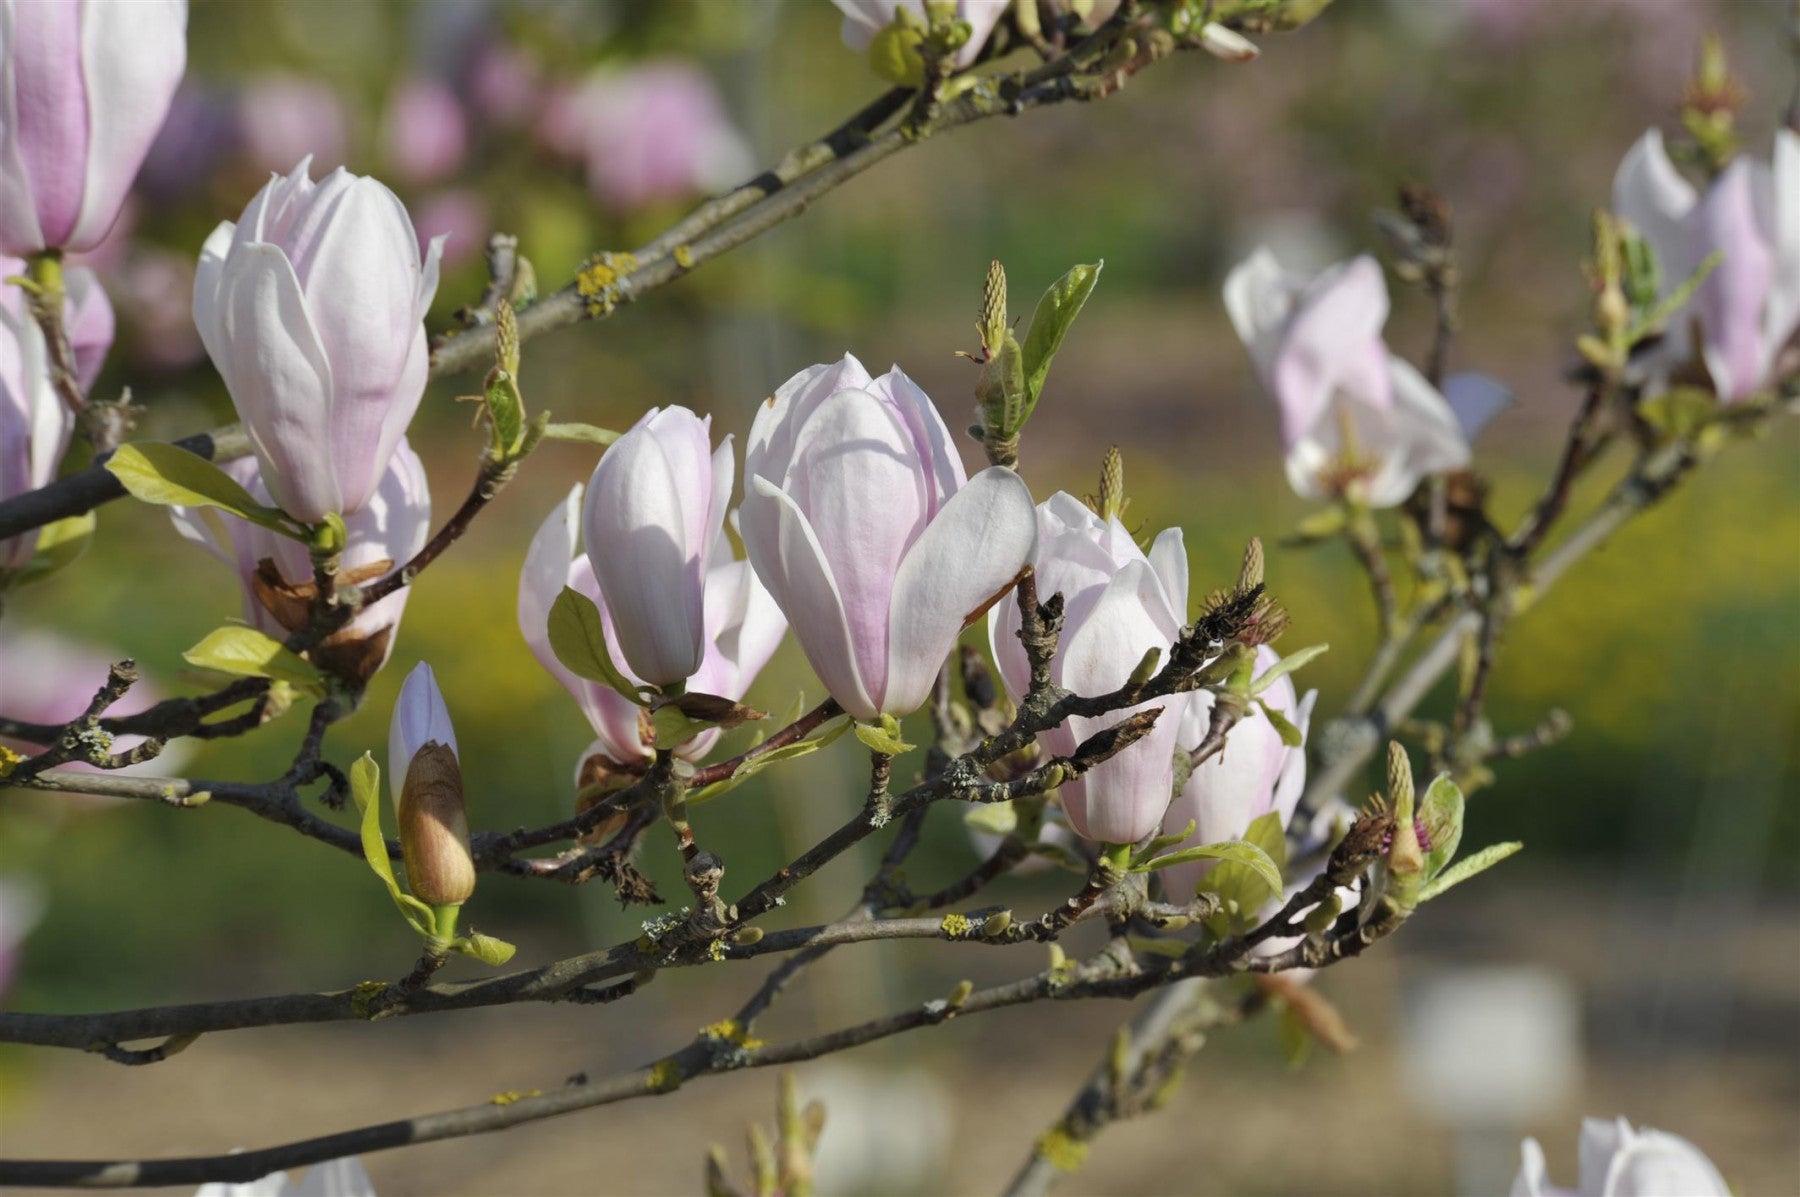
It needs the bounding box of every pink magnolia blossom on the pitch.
[194,160,443,522]
[0,0,187,255]
[236,76,348,176]
[1224,250,1505,507]
[0,257,113,571]
[582,406,732,687]
[0,624,189,778]
[1512,1117,1729,1197]
[519,483,786,766]
[1613,128,1800,402]
[410,189,488,270]
[539,61,751,213]
[832,0,1009,70]
[743,354,1037,722]
[1158,645,1315,900]
[382,78,467,186]
[169,440,430,683]
[988,493,1188,846]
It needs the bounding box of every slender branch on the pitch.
[0,7,1194,545]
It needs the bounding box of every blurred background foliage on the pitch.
[1,1,1796,1193]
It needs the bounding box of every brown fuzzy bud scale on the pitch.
[399,742,475,906]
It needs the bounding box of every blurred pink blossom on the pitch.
[139,82,237,201]
[0,625,187,777]
[468,42,543,128]
[382,78,468,186]
[412,189,490,270]
[0,876,43,1003]
[540,61,752,213]
[237,76,349,175]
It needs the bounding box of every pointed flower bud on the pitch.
[0,0,188,256]
[582,406,732,687]
[193,159,444,522]
[388,662,474,908]
[743,353,1036,721]
[1198,23,1259,62]
[988,493,1189,845]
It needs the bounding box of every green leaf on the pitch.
[452,931,517,966]
[652,705,711,752]
[539,421,621,446]
[686,716,852,805]
[181,626,325,695]
[1417,773,1466,880]
[1419,841,1523,902]
[1257,700,1303,747]
[12,512,94,585]
[1629,250,1720,344]
[867,19,926,87]
[1020,262,1103,415]
[1638,386,1718,439]
[1288,505,1348,545]
[350,753,435,937]
[106,443,297,537]
[486,370,526,457]
[1276,1002,1314,1070]
[1134,818,1197,863]
[1250,644,1329,695]
[1134,839,1282,896]
[546,586,651,706]
[1195,810,1288,915]
[852,714,915,756]
[963,801,1019,837]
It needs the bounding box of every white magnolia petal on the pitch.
[742,477,875,720]
[883,466,1037,717]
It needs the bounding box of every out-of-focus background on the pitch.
[2,1,1797,1193]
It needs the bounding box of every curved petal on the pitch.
[1692,158,1775,401]
[1269,255,1393,446]
[0,3,46,254]
[784,386,931,697]
[1222,247,1298,379]
[388,661,456,807]
[1603,1127,1730,1197]
[1612,130,1698,284]
[1762,129,1800,365]
[868,364,965,505]
[11,0,88,248]
[742,476,875,720]
[1356,358,1471,507]
[60,266,114,392]
[68,0,187,252]
[191,220,234,367]
[210,242,339,520]
[1442,371,1511,442]
[744,353,872,489]
[883,466,1037,717]
[519,484,586,698]
[1145,526,1189,632]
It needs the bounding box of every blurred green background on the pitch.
[2,1,1796,1193]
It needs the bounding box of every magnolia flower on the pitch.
[832,0,1009,70]
[0,0,187,255]
[520,483,785,767]
[170,440,430,684]
[538,61,751,213]
[988,493,1188,845]
[582,406,732,688]
[194,1156,376,1197]
[1,258,113,571]
[1158,645,1316,900]
[236,75,349,175]
[382,78,467,186]
[194,160,443,522]
[388,662,472,908]
[742,354,1036,723]
[1613,128,1800,402]
[1223,250,1506,507]
[0,625,191,779]
[1512,1117,1730,1197]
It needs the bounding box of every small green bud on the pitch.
[980,910,1013,938]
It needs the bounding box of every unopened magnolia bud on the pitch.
[1238,537,1265,591]
[730,925,765,945]
[399,742,476,906]
[981,910,1013,937]
[981,259,1008,353]
[1096,446,1126,521]
[1386,741,1415,822]
[1199,23,1259,62]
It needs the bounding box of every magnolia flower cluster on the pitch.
[1224,250,1507,508]
[1614,128,1800,402]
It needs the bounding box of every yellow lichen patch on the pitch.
[576,252,640,315]
[939,912,972,938]
[646,1057,684,1093]
[1035,1127,1090,1172]
[489,1089,542,1106]
[699,1019,766,1050]
[0,745,21,776]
